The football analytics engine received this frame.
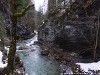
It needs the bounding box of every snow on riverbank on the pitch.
[0,51,7,68]
[76,61,100,72]
[4,46,9,55]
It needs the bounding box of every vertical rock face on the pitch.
[18,0,35,33]
[17,0,35,39]
[48,0,57,11]
[38,0,100,52]
[0,0,35,39]
[38,20,59,44]
[38,18,92,50]
[0,1,11,36]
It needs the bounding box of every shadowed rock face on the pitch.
[0,2,31,38]
[38,0,100,55]
[17,25,31,39]
[38,18,92,51]
[86,0,100,16]
[0,2,11,36]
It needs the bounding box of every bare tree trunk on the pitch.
[94,14,99,61]
[63,0,66,8]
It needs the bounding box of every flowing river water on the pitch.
[16,35,60,75]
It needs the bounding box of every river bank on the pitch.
[2,34,99,75]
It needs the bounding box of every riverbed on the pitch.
[17,35,60,75]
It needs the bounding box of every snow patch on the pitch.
[34,30,38,34]
[65,26,71,29]
[4,46,9,55]
[0,51,7,68]
[76,61,100,72]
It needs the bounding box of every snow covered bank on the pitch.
[4,46,9,55]
[0,51,7,68]
[76,61,100,72]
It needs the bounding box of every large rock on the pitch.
[18,44,28,50]
[38,1,100,59]
[38,17,93,51]
[41,49,49,56]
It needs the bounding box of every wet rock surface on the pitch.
[41,49,49,56]
[18,44,28,50]
[14,61,25,75]
[0,68,5,75]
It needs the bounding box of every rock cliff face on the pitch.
[0,1,11,36]
[38,18,92,51]
[17,0,35,39]
[38,0,100,54]
[0,0,35,39]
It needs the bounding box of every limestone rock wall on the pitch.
[38,0,100,52]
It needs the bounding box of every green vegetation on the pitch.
[0,12,6,38]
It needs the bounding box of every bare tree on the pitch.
[94,12,99,61]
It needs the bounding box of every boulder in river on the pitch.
[18,44,28,50]
[41,49,49,56]
[33,41,39,45]
[31,49,35,51]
